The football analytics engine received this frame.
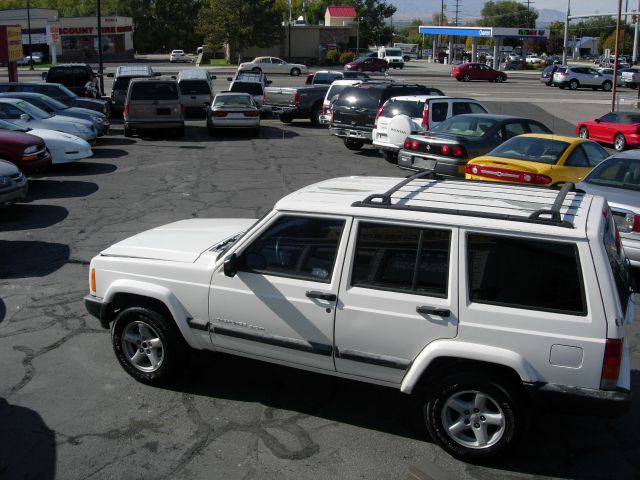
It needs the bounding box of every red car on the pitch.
[0,128,51,174]
[577,111,640,152]
[344,56,388,73]
[451,62,507,83]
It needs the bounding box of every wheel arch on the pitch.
[102,280,203,349]
[401,341,538,395]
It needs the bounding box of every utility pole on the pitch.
[612,0,623,112]
[634,0,640,63]
[438,0,445,62]
[26,0,34,70]
[563,0,570,65]
[97,0,104,96]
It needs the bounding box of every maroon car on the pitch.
[450,62,507,83]
[0,128,51,174]
[344,56,388,73]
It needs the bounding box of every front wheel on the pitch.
[579,126,589,139]
[290,67,301,76]
[463,74,471,82]
[615,133,627,151]
[494,76,505,83]
[343,138,364,150]
[111,306,188,385]
[424,372,525,462]
[602,80,612,91]
[382,150,397,163]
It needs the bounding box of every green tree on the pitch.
[481,0,538,28]
[355,0,396,47]
[198,0,283,61]
[395,18,423,44]
[543,20,565,55]
[601,27,634,53]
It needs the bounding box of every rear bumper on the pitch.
[397,150,465,177]
[125,120,184,130]
[329,126,372,142]
[525,382,631,417]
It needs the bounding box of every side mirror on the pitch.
[20,113,30,121]
[223,253,238,277]
[227,77,233,81]
[41,72,47,80]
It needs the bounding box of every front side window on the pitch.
[352,223,451,297]
[467,233,586,315]
[600,113,617,123]
[240,216,345,283]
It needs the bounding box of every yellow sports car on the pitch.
[465,134,609,187]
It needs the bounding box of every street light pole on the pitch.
[26,0,34,70]
[356,17,359,54]
[612,0,623,112]
[562,0,570,65]
[97,0,104,96]
[288,0,292,62]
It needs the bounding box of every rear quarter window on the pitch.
[130,82,179,101]
[382,100,424,118]
[467,233,587,315]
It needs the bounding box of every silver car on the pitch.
[0,159,27,208]
[553,66,614,91]
[0,98,97,143]
[206,92,260,136]
[577,151,640,267]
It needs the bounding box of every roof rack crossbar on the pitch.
[359,170,434,206]
[528,182,576,223]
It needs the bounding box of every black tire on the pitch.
[208,125,216,136]
[111,306,188,386]
[176,125,185,138]
[124,126,132,137]
[403,55,410,62]
[290,67,301,76]
[424,371,525,463]
[569,79,579,90]
[463,74,471,82]
[382,150,397,163]
[252,127,260,136]
[280,114,294,124]
[558,85,565,89]
[602,80,612,91]
[343,138,364,150]
[615,133,627,151]
[545,81,553,86]
[579,126,589,139]
[310,105,322,127]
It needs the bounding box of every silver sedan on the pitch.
[206,93,260,136]
[577,151,640,267]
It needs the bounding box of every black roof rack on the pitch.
[351,171,579,229]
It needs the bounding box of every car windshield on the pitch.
[584,157,640,191]
[16,100,51,119]
[0,118,29,132]
[230,82,263,95]
[179,80,211,95]
[39,95,68,110]
[488,137,570,165]
[430,116,497,137]
[214,95,253,107]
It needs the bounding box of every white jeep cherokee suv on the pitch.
[85,173,634,462]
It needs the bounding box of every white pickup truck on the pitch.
[85,174,634,463]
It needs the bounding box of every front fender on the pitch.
[400,340,539,394]
[103,279,204,349]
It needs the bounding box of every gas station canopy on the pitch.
[418,25,549,39]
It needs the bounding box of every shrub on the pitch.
[339,51,356,65]
[326,49,340,65]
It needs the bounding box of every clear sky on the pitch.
[536,0,631,16]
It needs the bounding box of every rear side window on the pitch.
[603,209,632,315]
[130,82,179,101]
[381,100,424,118]
[452,102,487,115]
[352,223,451,297]
[179,80,211,95]
[467,233,586,315]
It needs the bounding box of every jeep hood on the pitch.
[101,218,256,263]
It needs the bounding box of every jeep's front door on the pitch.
[209,214,350,371]
[334,221,459,384]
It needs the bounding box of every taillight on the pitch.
[441,145,449,155]
[294,93,301,105]
[213,111,228,117]
[123,103,129,119]
[600,338,623,390]
[404,138,411,149]
[452,146,463,157]
[633,215,640,232]
[374,106,384,127]
[422,104,429,129]
[411,139,419,151]
[464,164,552,185]
[558,72,568,76]
[244,111,259,117]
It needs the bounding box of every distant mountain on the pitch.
[390,0,565,27]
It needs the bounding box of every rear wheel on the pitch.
[343,138,364,150]
[569,79,579,90]
[424,371,525,463]
[602,80,612,91]
[111,306,188,386]
[290,67,301,76]
[579,126,589,139]
[615,133,627,151]
[382,151,397,163]
[310,105,322,127]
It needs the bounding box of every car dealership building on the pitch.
[0,8,134,62]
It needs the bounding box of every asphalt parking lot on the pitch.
[1,63,639,479]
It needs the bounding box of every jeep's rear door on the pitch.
[331,86,379,131]
[334,221,459,384]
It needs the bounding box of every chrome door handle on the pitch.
[306,291,337,302]
[416,306,450,317]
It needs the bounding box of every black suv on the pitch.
[329,82,444,150]
[42,64,101,98]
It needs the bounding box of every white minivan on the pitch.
[372,95,488,162]
[177,68,216,114]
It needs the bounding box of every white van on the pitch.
[378,47,405,69]
[177,68,216,113]
[393,43,419,61]
[319,79,362,125]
